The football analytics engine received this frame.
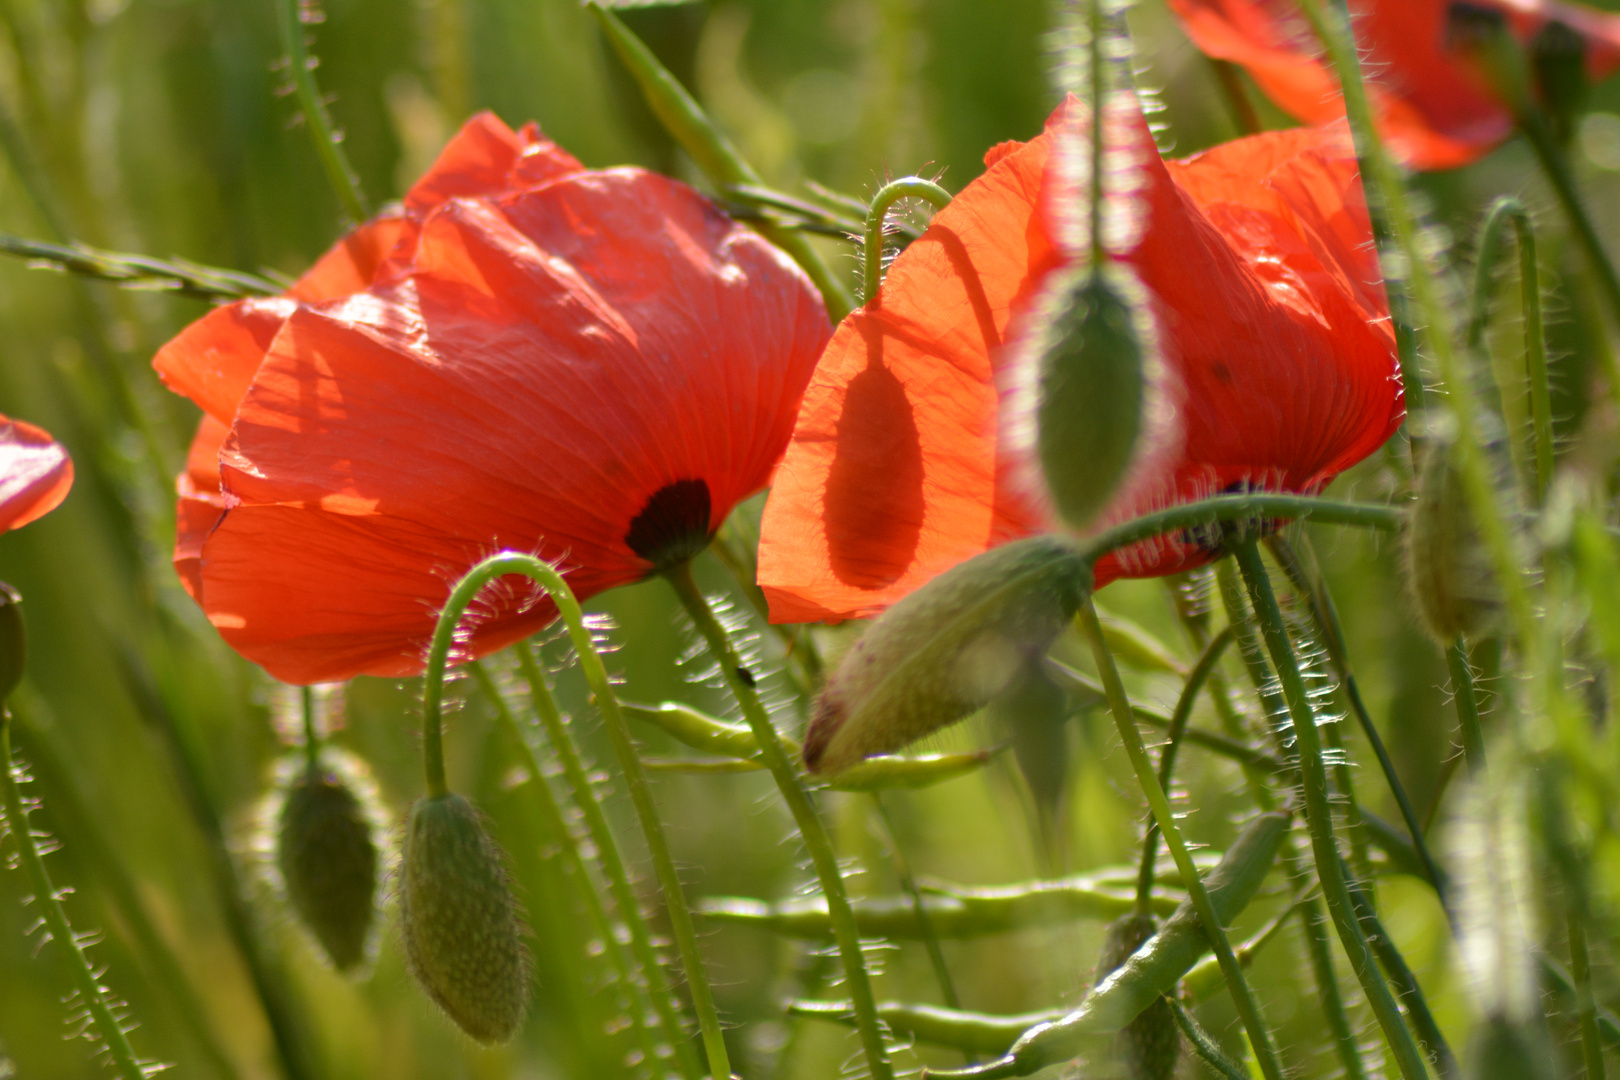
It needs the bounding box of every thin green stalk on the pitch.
[299,686,318,775]
[0,232,283,300]
[1,710,148,1080]
[1568,912,1607,1080]
[1520,117,1620,336]
[873,794,972,1064]
[512,643,704,1080]
[1232,541,1432,1080]
[425,554,726,1080]
[1296,889,1371,1080]
[1267,534,1451,917]
[275,0,368,223]
[1345,875,1457,1078]
[1299,0,1539,673]
[1135,626,1234,912]
[1170,997,1250,1080]
[1468,197,1552,505]
[863,177,952,302]
[587,4,853,320]
[1086,0,1107,268]
[1076,601,1287,1080]
[1447,642,1487,781]
[665,560,895,1080]
[467,661,669,1077]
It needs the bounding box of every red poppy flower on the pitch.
[1169,0,1620,170]
[0,415,72,533]
[756,95,1403,624]
[155,113,830,684]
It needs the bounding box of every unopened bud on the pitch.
[0,584,23,705]
[1097,912,1180,1080]
[1015,263,1157,531]
[400,794,530,1044]
[804,536,1090,775]
[277,763,381,972]
[1406,437,1501,643]
[1532,20,1588,144]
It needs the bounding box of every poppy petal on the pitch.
[193,169,827,682]
[0,415,73,533]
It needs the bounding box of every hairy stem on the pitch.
[275,0,368,222]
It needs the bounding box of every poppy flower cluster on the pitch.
[154,113,830,685]
[757,93,1404,623]
[0,415,72,535]
[1169,0,1620,169]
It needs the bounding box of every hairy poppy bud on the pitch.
[804,536,1091,775]
[1406,437,1502,643]
[1009,263,1161,532]
[400,794,530,1044]
[0,584,23,705]
[276,763,381,972]
[1097,912,1180,1080]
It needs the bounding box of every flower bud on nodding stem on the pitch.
[804,536,1091,776]
[1406,435,1503,643]
[1096,912,1180,1080]
[276,759,382,972]
[399,793,530,1044]
[0,583,25,706]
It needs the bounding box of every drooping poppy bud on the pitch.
[1096,912,1180,1080]
[1406,437,1503,643]
[399,794,530,1044]
[1009,263,1161,533]
[276,761,382,972]
[804,536,1090,775]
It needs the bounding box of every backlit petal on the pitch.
[0,416,73,533]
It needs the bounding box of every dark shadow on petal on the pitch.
[824,355,924,590]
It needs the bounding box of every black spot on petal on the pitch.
[626,479,713,570]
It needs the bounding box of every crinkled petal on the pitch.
[0,415,73,533]
[195,169,827,683]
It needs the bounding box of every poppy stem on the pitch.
[664,560,897,1080]
[1230,540,1434,1080]
[299,685,319,776]
[274,0,368,224]
[1468,197,1553,506]
[1075,599,1288,1080]
[863,177,953,303]
[1520,116,1620,340]
[508,644,707,1080]
[1133,624,1233,914]
[0,708,150,1080]
[467,660,676,1080]
[587,4,855,322]
[425,553,728,1080]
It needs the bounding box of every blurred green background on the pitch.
[3,0,1620,1077]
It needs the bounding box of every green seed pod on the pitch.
[1009,263,1162,532]
[804,536,1091,775]
[400,794,530,1044]
[277,764,382,972]
[1096,913,1179,1080]
[0,583,23,706]
[1406,436,1501,643]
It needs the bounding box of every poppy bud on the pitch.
[1406,437,1502,643]
[0,584,23,706]
[804,536,1091,775]
[400,793,530,1044]
[276,763,381,972]
[1013,263,1160,532]
[1096,912,1180,1080]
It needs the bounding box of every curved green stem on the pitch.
[512,643,704,1080]
[1232,542,1432,1080]
[1170,997,1249,1080]
[467,661,669,1078]
[275,0,368,223]
[1469,197,1552,505]
[587,3,853,321]
[1076,601,1286,1080]
[1,710,148,1080]
[425,554,726,1080]
[863,177,952,302]
[1520,117,1620,337]
[665,560,895,1080]
[1135,625,1234,912]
